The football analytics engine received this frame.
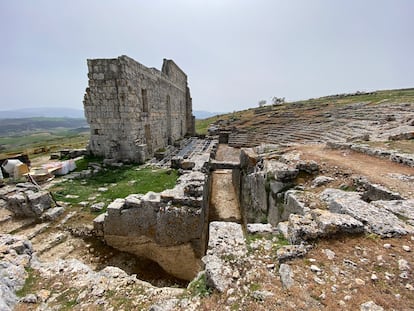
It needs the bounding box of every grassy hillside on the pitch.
[194,87,414,135]
[0,117,88,136]
[0,117,89,157]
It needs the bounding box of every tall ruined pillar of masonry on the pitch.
[83,55,195,163]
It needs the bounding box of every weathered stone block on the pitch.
[321,188,412,237]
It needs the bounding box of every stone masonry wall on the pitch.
[83,55,195,163]
[93,139,217,281]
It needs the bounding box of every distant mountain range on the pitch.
[193,110,225,119]
[0,107,85,119]
[0,118,88,136]
[0,107,223,120]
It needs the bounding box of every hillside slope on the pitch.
[0,117,88,136]
[199,88,414,146]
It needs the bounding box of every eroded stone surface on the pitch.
[279,263,294,289]
[3,185,54,219]
[321,188,412,237]
[0,234,33,311]
[84,56,195,163]
[96,141,215,281]
[371,200,414,226]
[203,222,246,292]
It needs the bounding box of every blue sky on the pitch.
[1,0,413,113]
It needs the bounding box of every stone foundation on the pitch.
[94,139,217,280]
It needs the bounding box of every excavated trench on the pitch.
[209,144,243,223]
[209,170,241,223]
[0,142,246,288]
[91,143,245,285]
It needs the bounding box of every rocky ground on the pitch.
[1,96,414,310]
[0,141,412,310]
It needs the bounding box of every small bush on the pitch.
[188,272,211,297]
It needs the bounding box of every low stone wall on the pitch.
[239,147,319,225]
[95,171,209,281]
[94,139,217,281]
[327,142,414,167]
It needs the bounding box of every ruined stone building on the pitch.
[83,55,195,163]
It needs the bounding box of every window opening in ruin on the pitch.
[181,120,184,137]
[94,129,100,135]
[145,124,152,153]
[142,89,149,113]
[166,95,172,144]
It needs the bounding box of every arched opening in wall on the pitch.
[166,95,172,144]
[142,89,149,113]
[145,124,152,154]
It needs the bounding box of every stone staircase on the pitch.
[224,102,414,148]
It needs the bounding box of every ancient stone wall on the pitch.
[93,139,218,281]
[83,55,195,163]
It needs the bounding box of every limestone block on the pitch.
[296,160,319,175]
[93,213,106,237]
[276,244,309,263]
[240,171,267,223]
[246,223,274,235]
[321,188,412,237]
[312,176,334,187]
[106,198,125,216]
[0,234,33,311]
[240,148,259,171]
[264,160,299,182]
[287,214,321,244]
[203,222,246,292]
[41,206,65,221]
[279,263,295,289]
[6,190,53,218]
[281,190,309,221]
[310,209,364,236]
[355,177,404,201]
[371,200,414,226]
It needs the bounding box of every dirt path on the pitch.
[293,144,414,198]
[209,170,241,222]
[209,144,242,222]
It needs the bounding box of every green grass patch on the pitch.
[51,166,178,208]
[249,282,261,291]
[187,272,211,297]
[365,233,380,240]
[53,288,79,311]
[246,233,263,245]
[16,267,37,297]
[276,233,290,246]
[195,114,229,135]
